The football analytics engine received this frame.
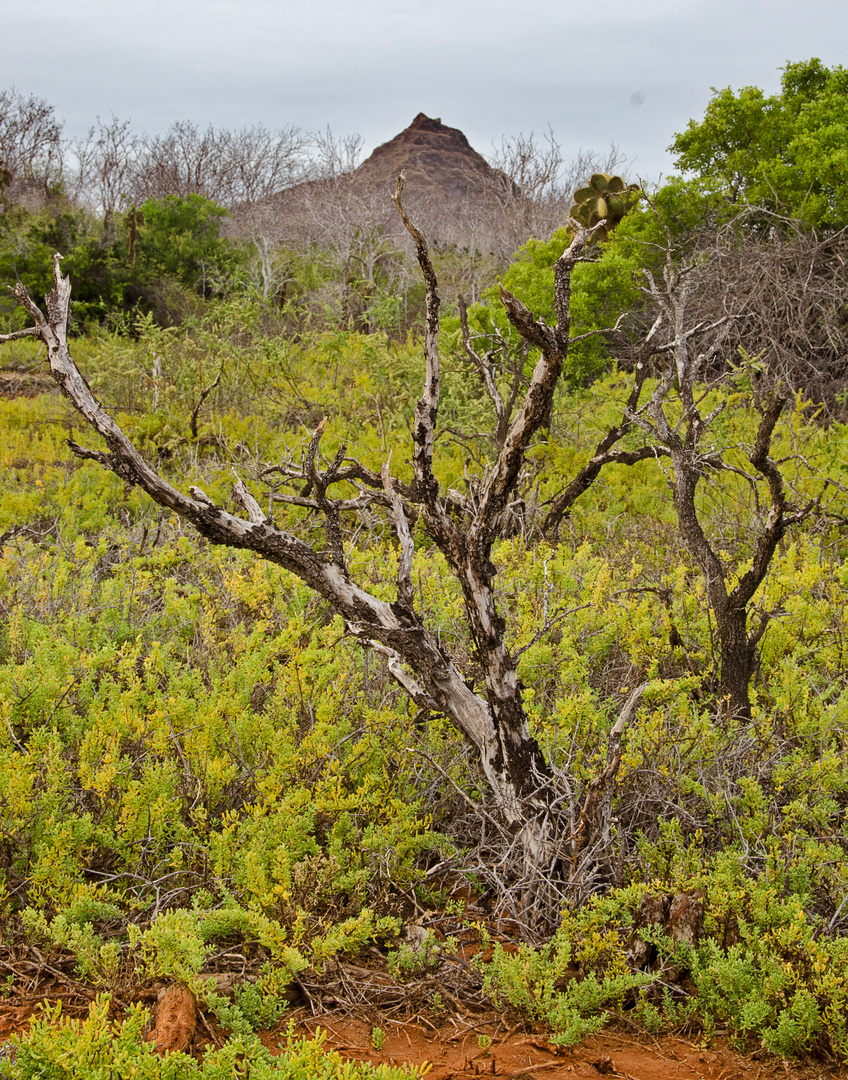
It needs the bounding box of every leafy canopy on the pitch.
[671,58,848,229]
[134,193,244,293]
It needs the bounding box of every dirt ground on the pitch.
[3,999,844,1080]
[281,1015,845,1080]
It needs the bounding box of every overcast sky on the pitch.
[3,0,846,184]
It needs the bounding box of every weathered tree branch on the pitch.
[729,395,789,610]
[457,295,510,448]
[381,457,414,613]
[0,324,41,342]
[473,222,596,552]
[5,212,650,928]
[570,684,646,878]
[543,359,665,536]
[231,474,266,525]
[393,173,441,508]
[189,359,224,440]
[302,417,347,569]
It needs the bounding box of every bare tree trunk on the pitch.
[716,607,757,718]
[628,221,815,719]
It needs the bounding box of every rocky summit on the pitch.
[353,113,514,206]
[240,112,517,251]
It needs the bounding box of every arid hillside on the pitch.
[353,111,515,207]
[239,112,523,255]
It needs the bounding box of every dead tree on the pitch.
[697,213,848,420]
[1,181,645,929]
[71,114,138,220]
[626,217,816,719]
[0,88,64,206]
[129,120,308,207]
[456,289,663,538]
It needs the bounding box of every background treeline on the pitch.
[0,90,618,334]
[3,58,847,412]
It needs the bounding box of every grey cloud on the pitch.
[1,0,846,185]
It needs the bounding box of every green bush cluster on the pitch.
[0,194,247,331]
[2,315,848,1062]
[479,863,848,1058]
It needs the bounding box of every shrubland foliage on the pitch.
[12,996,425,1078]
[2,60,848,1070]
[2,303,848,1061]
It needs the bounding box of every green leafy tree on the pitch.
[0,205,125,328]
[1,194,248,330]
[132,193,245,296]
[671,58,848,229]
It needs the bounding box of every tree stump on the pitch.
[146,985,196,1055]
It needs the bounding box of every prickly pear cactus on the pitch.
[568,173,640,240]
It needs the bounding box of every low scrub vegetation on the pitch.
[2,58,848,1076]
[3,314,848,1065]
